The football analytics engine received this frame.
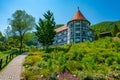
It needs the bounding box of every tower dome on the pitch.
[71,9,86,21]
[67,8,90,25]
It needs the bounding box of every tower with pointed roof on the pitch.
[53,8,94,45]
[67,8,94,43]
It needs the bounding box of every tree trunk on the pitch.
[20,35,23,53]
[45,44,49,53]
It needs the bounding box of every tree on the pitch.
[116,32,120,38]
[111,25,119,37]
[0,31,2,39]
[8,10,35,52]
[55,24,64,29]
[24,32,37,46]
[35,11,56,50]
[4,26,11,40]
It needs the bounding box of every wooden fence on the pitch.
[0,51,18,69]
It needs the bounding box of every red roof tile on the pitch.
[71,9,86,21]
[55,25,68,33]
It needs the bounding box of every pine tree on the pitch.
[35,11,56,51]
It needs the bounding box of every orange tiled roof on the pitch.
[71,9,86,21]
[55,25,68,33]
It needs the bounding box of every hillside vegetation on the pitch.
[22,37,120,80]
[91,20,120,32]
[91,20,120,38]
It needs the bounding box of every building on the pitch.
[100,32,112,38]
[53,8,94,45]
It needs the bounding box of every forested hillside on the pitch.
[91,20,120,38]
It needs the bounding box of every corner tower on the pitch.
[67,8,94,43]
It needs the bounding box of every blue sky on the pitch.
[0,0,120,34]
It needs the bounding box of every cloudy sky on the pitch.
[0,0,120,34]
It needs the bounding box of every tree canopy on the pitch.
[4,26,11,39]
[8,10,35,52]
[35,10,56,47]
[111,25,119,37]
[0,31,2,39]
[91,20,120,38]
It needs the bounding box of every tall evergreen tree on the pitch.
[35,11,56,49]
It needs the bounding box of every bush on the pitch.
[66,60,83,71]
[42,54,51,61]
[23,56,42,67]
[105,57,116,66]
[69,51,84,61]
[116,32,120,38]
[35,61,47,69]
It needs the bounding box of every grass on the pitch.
[0,50,13,57]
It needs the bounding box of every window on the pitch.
[82,26,86,30]
[70,23,74,28]
[58,39,61,43]
[70,39,73,42]
[70,32,73,35]
[58,33,62,36]
[70,34,74,38]
[63,31,67,34]
[75,24,80,27]
[70,28,73,32]
[87,31,90,35]
[76,31,80,33]
[82,38,86,42]
[75,28,80,31]
[82,31,86,35]
[76,33,80,36]
[63,37,67,41]
[75,38,80,42]
[89,38,92,41]
[89,31,92,34]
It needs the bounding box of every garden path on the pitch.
[0,52,27,80]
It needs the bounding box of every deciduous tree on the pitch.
[8,10,35,52]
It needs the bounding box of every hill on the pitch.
[22,37,120,80]
[91,20,120,38]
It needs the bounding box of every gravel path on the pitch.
[0,52,27,80]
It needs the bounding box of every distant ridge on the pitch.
[91,20,120,33]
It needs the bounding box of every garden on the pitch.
[22,37,120,80]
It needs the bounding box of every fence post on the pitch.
[9,54,12,60]
[11,53,13,59]
[0,58,3,69]
[6,55,8,64]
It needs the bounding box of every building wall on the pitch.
[53,30,67,45]
[53,20,94,45]
[67,20,94,44]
